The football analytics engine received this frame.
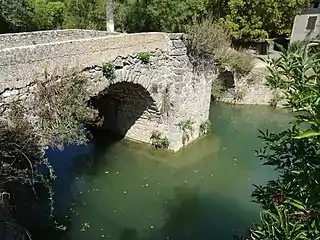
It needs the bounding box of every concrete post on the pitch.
[106,0,115,32]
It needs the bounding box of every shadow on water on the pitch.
[31,130,123,240]
[116,186,253,240]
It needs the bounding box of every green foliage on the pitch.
[35,71,98,149]
[211,78,225,101]
[137,51,151,64]
[150,130,170,149]
[0,0,31,32]
[199,120,211,137]
[185,18,254,74]
[251,201,320,239]
[102,61,116,80]
[185,17,231,59]
[248,42,320,239]
[216,48,254,75]
[178,119,194,145]
[63,0,105,29]
[224,0,310,42]
[0,103,55,239]
[0,0,66,33]
[27,0,65,30]
[116,0,207,33]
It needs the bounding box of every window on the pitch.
[306,16,317,30]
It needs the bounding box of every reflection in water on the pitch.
[34,103,291,240]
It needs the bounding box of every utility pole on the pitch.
[106,0,115,32]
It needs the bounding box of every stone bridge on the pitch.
[0,30,213,152]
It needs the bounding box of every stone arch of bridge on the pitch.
[90,81,161,140]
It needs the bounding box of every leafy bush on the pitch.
[150,130,169,149]
[0,103,55,239]
[34,70,98,149]
[102,61,116,80]
[116,0,207,33]
[185,17,231,59]
[250,201,320,239]
[247,42,320,239]
[211,78,225,101]
[137,51,151,63]
[185,18,254,75]
[216,48,254,75]
[224,0,309,42]
[27,0,65,30]
[199,120,211,137]
[178,119,194,145]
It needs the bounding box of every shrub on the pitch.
[216,48,254,75]
[178,119,194,145]
[199,120,211,137]
[150,130,169,149]
[102,61,116,80]
[185,17,254,75]
[246,42,320,239]
[185,17,231,59]
[137,51,151,63]
[34,70,98,149]
[0,103,55,239]
[211,78,226,101]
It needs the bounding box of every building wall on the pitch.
[290,11,320,43]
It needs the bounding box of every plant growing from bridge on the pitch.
[137,51,151,64]
[150,130,169,149]
[185,17,254,75]
[102,61,116,81]
[35,70,98,149]
[199,120,211,137]
[178,119,194,145]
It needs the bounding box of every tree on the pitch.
[63,0,105,29]
[115,0,207,33]
[223,0,310,42]
[28,0,65,30]
[0,0,32,33]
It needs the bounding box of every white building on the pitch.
[290,0,320,43]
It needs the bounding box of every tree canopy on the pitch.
[0,0,310,41]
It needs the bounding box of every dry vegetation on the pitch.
[185,17,254,75]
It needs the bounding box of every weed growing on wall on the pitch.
[199,120,211,137]
[150,130,169,149]
[137,51,151,64]
[34,70,98,149]
[102,61,116,80]
[211,78,226,101]
[178,119,194,145]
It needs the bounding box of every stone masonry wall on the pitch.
[218,59,283,106]
[0,31,213,152]
[0,29,118,50]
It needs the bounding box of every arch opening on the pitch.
[90,82,159,141]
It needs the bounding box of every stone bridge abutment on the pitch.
[0,30,213,152]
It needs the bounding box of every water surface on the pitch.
[44,103,291,240]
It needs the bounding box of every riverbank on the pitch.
[217,53,285,107]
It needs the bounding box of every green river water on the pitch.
[42,103,291,240]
